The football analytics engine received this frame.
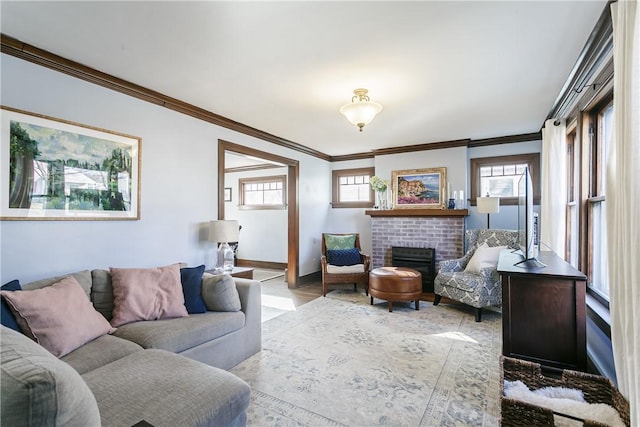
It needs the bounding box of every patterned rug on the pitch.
[231,290,502,426]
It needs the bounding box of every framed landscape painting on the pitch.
[1,107,141,220]
[392,167,447,209]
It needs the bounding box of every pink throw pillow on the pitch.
[110,263,188,327]
[0,276,116,357]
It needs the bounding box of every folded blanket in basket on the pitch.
[504,380,625,427]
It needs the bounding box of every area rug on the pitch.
[231,290,502,426]
[253,268,285,282]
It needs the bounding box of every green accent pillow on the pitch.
[324,234,356,250]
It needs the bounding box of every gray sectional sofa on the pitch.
[0,269,262,427]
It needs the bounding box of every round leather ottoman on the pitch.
[369,267,422,312]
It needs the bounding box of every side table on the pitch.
[205,267,254,280]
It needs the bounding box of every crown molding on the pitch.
[3,33,546,164]
[0,33,331,162]
[545,1,614,122]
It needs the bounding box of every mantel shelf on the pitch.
[365,209,469,217]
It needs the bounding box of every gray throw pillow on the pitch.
[201,274,241,312]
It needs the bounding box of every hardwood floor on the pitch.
[256,270,322,322]
[255,268,459,322]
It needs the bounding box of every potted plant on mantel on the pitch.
[370,176,389,210]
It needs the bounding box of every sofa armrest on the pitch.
[439,251,474,273]
[233,278,261,322]
[232,278,262,354]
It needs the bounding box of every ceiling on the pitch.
[1,1,607,158]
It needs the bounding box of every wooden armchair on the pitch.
[320,233,371,297]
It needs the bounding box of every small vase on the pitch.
[377,191,387,210]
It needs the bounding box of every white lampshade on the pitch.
[476,197,500,214]
[340,88,382,132]
[209,220,239,243]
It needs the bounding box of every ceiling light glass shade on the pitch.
[340,88,382,132]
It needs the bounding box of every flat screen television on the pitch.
[515,167,545,268]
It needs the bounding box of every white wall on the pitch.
[0,54,330,282]
[224,167,288,263]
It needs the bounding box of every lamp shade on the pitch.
[209,220,239,242]
[476,197,500,214]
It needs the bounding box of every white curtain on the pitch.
[609,1,640,424]
[541,119,567,255]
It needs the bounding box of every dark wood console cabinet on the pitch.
[497,250,587,371]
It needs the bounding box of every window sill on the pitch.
[585,293,616,384]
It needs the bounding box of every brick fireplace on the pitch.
[367,209,468,270]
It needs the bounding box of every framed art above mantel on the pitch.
[392,167,447,209]
[1,106,141,220]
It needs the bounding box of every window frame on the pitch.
[469,153,541,206]
[238,174,287,210]
[331,167,375,209]
[583,95,613,307]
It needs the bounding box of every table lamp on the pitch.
[209,220,240,271]
[476,195,500,229]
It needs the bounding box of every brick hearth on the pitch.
[369,213,466,269]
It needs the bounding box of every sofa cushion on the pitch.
[1,280,21,332]
[326,264,365,274]
[61,334,143,375]
[202,273,242,312]
[110,263,188,327]
[327,248,362,266]
[22,270,93,297]
[113,311,245,353]
[180,264,207,314]
[0,326,101,426]
[91,269,115,321]
[324,233,356,250]
[82,349,250,427]
[1,276,116,358]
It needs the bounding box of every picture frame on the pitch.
[392,167,447,209]
[1,106,141,220]
[224,187,232,202]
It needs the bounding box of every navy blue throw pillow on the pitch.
[1,280,22,332]
[327,248,362,266]
[180,265,207,314]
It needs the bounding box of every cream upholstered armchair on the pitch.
[320,233,370,297]
[433,229,519,322]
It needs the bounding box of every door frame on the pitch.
[218,140,299,287]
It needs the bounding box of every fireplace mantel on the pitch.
[365,209,468,217]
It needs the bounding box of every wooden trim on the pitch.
[0,33,330,162]
[331,167,375,209]
[219,140,300,287]
[225,164,282,174]
[365,209,468,217]
[372,139,469,156]
[467,132,542,148]
[330,152,375,162]
[238,174,287,209]
[546,2,613,122]
[236,259,287,270]
[469,153,541,206]
[3,33,553,163]
[331,133,541,161]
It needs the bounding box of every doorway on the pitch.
[218,140,299,287]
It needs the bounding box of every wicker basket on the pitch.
[500,356,630,427]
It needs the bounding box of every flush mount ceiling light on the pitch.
[339,88,382,132]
